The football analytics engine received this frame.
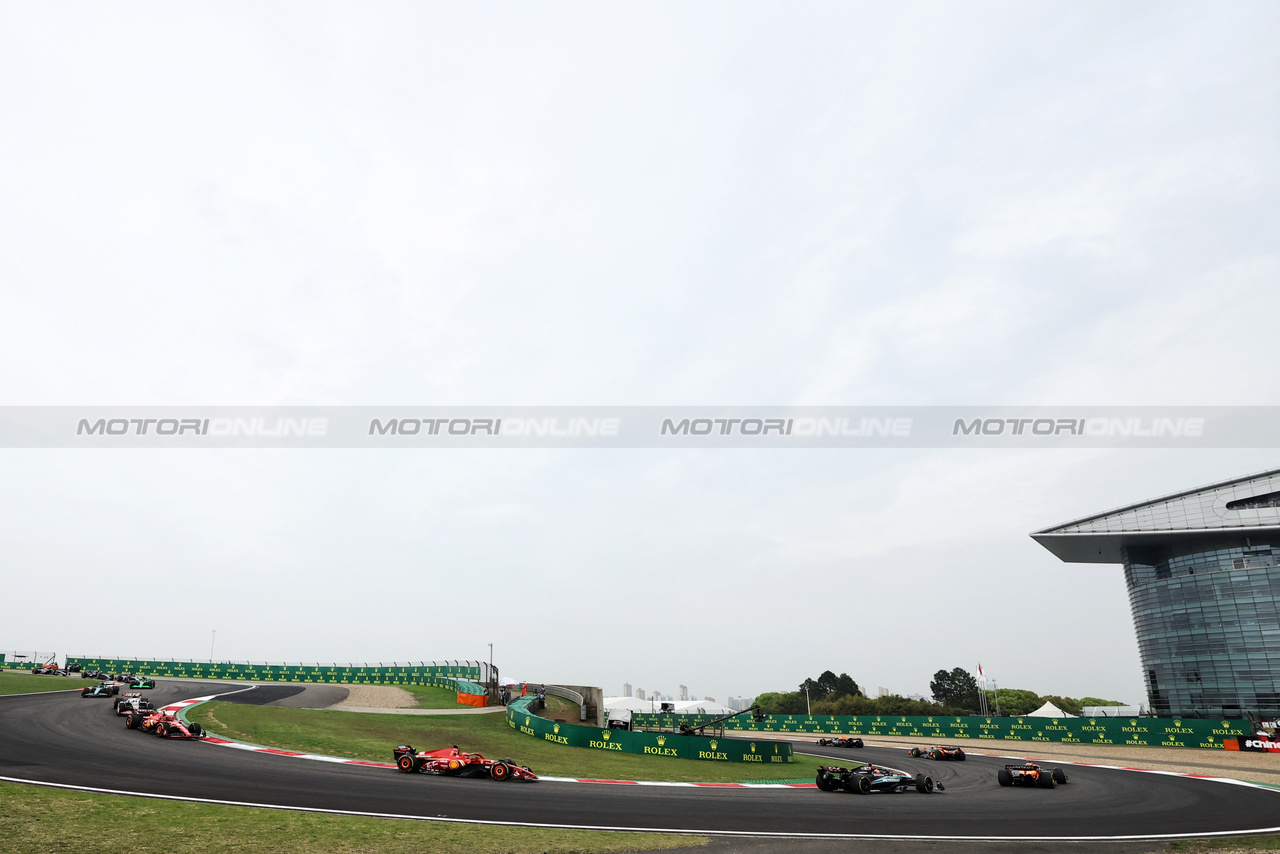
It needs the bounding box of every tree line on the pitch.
[752,668,1124,717]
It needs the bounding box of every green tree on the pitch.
[831,672,861,699]
[930,667,979,710]
[799,677,829,702]
[988,688,1041,716]
[755,691,806,715]
[1080,696,1126,707]
[801,670,861,703]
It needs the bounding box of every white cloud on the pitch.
[1,2,1277,706]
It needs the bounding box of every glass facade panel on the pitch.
[1125,540,1280,717]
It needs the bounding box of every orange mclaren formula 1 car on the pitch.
[392,745,537,781]
[997,762,1068,787]
[908,745,966,761]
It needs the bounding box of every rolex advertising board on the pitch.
[66,657,480,685]
[630,713,1248,749]
[508,699,792,763]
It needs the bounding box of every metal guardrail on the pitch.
[544,685,586,721]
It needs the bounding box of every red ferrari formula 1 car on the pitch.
[997,762,1068,788]
[816,736,864,748]
[392,745,537,781]
[124,709,206,739]
[908,745,966,761]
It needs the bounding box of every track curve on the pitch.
[2,681,1278,840]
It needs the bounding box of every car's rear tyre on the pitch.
[854,774,871,795]
[997,768,1012,786]
[490,762,509,781]
[956,749,966,761]
[916,773,934,793]
[1037,771,1056,788]
[815,770,833,792]
[1052,768,1067,784]
[397,754,419,773]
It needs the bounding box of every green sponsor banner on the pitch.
[631,713,1249,750]
[66,658,480,685]
[508,699,792,764]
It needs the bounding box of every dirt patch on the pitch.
[330,684,417,709]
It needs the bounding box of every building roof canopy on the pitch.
[1033,468,1280,564]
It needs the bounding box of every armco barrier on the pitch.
[66,658,481,685]
[631,712,1251,750]
[507,698,793,764]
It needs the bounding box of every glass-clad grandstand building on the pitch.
[1033,469,1280,719]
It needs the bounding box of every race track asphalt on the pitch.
[2,680,1278,842]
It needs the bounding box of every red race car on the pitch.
[908,745,966,761]
[392,745,537,781]
[124,709,206,739]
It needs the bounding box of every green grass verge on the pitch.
[0,780,702,854]
[188,701,822,783]
[0,672,85,695]
[1169,836,1280,851]
[534,692,583,722]
[396,683,465,709]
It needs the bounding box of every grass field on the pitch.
[187,701,821,783]
[397,682,466,708]
[0,671,86,695]
[0,780,701,854]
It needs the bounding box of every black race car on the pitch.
[816,736,864,748]
[997,762,1068,788]
[908,745,966,761]
[815,763,941,794]
[81,682,119,698]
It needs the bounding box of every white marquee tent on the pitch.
[1026,700,1076,717]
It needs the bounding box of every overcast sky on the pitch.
[2,2,1278,707]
